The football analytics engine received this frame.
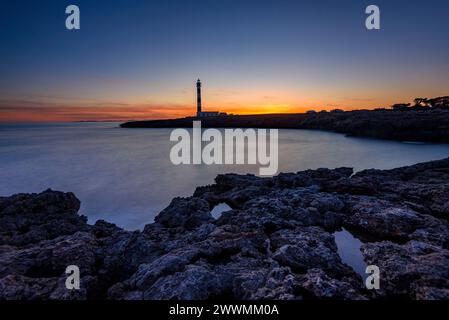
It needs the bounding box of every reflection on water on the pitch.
[1,122,449,230]
[210,203,232,219]
[333,229,367,278]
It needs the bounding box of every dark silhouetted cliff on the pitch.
[121,110,449,142]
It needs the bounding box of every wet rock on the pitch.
[343,197,427,241]
[0,189,85,246]
[233,267,296,300]
[362,240,449,299]
[295,269,367,300]
[270,227,351,276]
[0,274,97,300]
[142,264,228,300]
[0,231,97,279]
[154,197,213,230]
[2,158,449,300]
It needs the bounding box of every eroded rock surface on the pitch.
[1,158,449,300]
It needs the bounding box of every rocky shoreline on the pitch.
[1,158,449,300]
[121,109,449,143]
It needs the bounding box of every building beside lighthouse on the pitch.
[196,79,226,118]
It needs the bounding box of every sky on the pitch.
[0,0,448,122]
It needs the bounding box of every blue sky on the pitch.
[1,0,448,121]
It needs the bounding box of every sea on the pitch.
[1,122,449,231]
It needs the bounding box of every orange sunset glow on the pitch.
[2,86,446,122]
[1,0,448,123]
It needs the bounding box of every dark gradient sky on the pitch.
[1,0,448,121]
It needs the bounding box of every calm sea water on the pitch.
[1,122,449,230]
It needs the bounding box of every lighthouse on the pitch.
[196,79,202,115]
[195,79,225,117]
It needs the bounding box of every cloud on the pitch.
[0,99,194,122]
[342,97,375,102]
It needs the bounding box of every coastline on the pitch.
[120,109,449,143]
[1,158,449,299]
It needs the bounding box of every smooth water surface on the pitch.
[1,122,449,230]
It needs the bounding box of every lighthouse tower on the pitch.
[196,79,202,116]
[195,79,223,117]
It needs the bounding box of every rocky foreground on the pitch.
[1,159,449,300]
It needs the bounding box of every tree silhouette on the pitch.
[413,98,430,107]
